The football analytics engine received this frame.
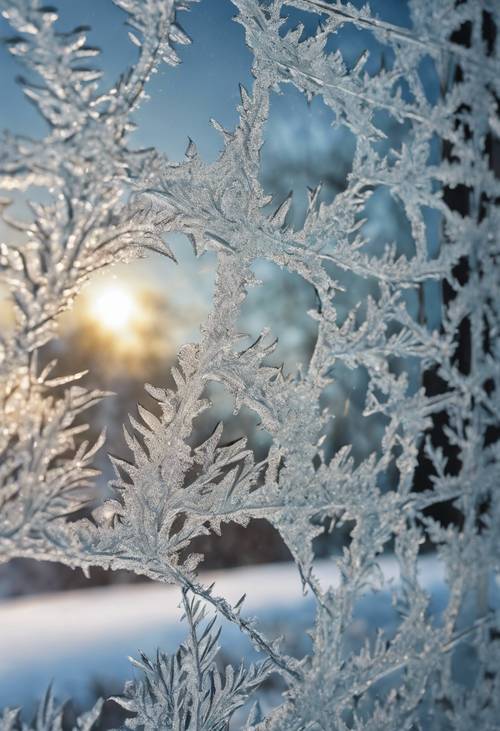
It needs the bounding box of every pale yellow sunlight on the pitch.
[88,284,137,333]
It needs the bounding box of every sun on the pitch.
[88,284,137,333]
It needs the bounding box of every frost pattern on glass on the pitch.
[114,591,273,730]
[0,0,499,728]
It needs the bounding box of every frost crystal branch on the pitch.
[0,0,499,728]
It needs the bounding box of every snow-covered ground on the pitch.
[0,555,487,716]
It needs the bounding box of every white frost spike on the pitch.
[0,0,499,728]
[127,31,142,47]
[185,136,198,159]
[270,191,293,228]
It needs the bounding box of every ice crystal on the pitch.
[0,0,499,728]
[114,591,273,730]
[0,691,103,731]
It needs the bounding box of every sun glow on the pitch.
[89,284,137,333]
